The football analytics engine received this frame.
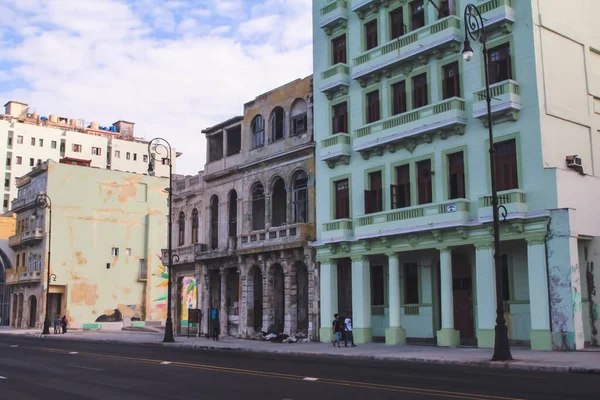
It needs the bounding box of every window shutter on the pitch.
[364,190,372,214]
[390,184,398,209]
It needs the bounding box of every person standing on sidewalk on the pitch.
[211,308,220,341]
[54,315,60,334]
[344,316,356,347]
[332,314,343,348]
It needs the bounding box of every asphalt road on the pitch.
[0,335,597,400]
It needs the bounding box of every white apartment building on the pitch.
[0,101,178,212]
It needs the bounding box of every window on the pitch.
[114,150,120,158]
[371,265,385,306]
[365,170,383,214]
[39,139,43,147]
[16,254,20,267]
[92,147,101,156]
[270,107,285,141]
[365,19,378,50]
[390,7,405,39]
[72,144,82,152]
[51,140,57,149]
[210,196,219,250]
[391,80,407,115]
[17,136,23,144]
[7,137,12,146]
[125,248,131,256]
[16,156,22,165]
[252,115,265,148]
[111,247,119,256]
[448,151,466,199]
[391,164,411,209]
[410,0,425,30]
[332,34,347,64]
[488,43,512,85]
[271,178,287,227]
[37,159,41,165]
[332,102,348,134]
[178,212,185,246]
[495,139,518,191]
[29,158,34,167]
[290,99,308,135]
[442,61,460,99]
[143,154,148,163]
[5,157,10,167]
[4,179,9,188]
[412,73,428,108]
[31,137,35,146]
[133,153,137,161]
[191,208,199,244]
[334,179,350,219]
[138,259,148,280]
[438,0,451,18]
[416,159,433,204]
[228,191,237,237]
[226,126,241,156]
[60,142,65,153]
[292,171,308,223]
[366,90,380,123]
[404,263,419,304]
[252,184,266,230]
[126,152,131,160]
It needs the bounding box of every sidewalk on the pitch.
[2,327,599,374]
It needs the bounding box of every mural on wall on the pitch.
[151,254,169,321]
[180,276,197,323]
[95,304,142,322]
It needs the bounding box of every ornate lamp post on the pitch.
[33,193,53,335]
[148,137,176,343]
[462,3,512,361]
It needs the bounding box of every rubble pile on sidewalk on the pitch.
[248,328,309,344]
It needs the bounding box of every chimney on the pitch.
[4,101,28,117]
[113,120,135,138]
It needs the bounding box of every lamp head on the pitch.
[462,39,474,62]
[147,161,155,177]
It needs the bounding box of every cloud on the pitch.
[0,0,313,175]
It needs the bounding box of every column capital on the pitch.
[350,255,367,263]
[526,237,545,246]
[385,251,398,259]
[475,242,493,250]
[437,246,451,254]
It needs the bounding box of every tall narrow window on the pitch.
[438,0,451,18]
[210,196,219,250]
[365,19,378,50]
[371,265,385,306]
[442,61,460,99]
[410,0,425,30]
[366,90,380,123]
[332,34,347,65]
[228,190,238,238]
[290,99,308,136]
[392,164,411,209]
[447,151,465,199]
[495,139,518,191]
[332,102,348,134]
[252,115,265,148]
[271,178,287,227]
[412,73,428,108]
[391,81,407,115]
[252,184,266,230]
[292,171,309,223]
[178,212,185,246]
[416,159,433,204]
[191,208,199,244]
[365,170,383,214]
[270,107,285,141]
[334,179,350,219]
[390,7,405,39]
[404,263,419,304]
[488,43,512,85]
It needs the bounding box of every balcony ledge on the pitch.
[320,133,352,169]
[472,80,521,127]
[321,218,354,243]
[351,0,383,19]
[320,64,350,100]
[479,0,516,37]
[319,0,349,35]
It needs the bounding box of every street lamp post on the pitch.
[148,137,176,343]
[33,193,53,335]
[462,3,513,361]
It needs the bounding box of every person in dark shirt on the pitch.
[332,314,343,347]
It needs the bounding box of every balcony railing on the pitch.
[472,80,521,126]
[321,218,354,242]
[5,269,19,285]
[238,223,315,250]
[477,189,527,219]
[353,97,467,156]
[8,228,44,248]
[352,16,462,83]
[479,0,515,33]
[355,199,471,238]
[320,133,352,169]
[19,270,42,284]
[319,0,348,34]
[161,244,196,265]
[320,64,350,99]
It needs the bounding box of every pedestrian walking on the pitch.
[332,314,343,348]
[211,308,220,341]
[54,315,60,334]
[61,315,68,334]
[344,316,356,347]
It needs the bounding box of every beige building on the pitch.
[0,214,16,326]
[6,159,168,329]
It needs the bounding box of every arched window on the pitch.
[228,190,238,238]
[290,99,308,136]
[210,196,219,250]
[191,208,199,244]
[178,212,185,246]
[252,183,266,230]
[252,115,265,149]
[292,171,309,223]
[271,178,287,226]
[270,107,285,141]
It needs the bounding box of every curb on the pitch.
[3,333,599,375]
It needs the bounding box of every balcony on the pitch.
[8,228,44,248]
[355,199,471,239]
[161,244,195,265]
[320,133,352,169]
[352,16,462,85]
[479,0,516,35]
[353,98,467,158]
[238,223,315,251]
[321,218,354,242]
[19,270,42,284]
[477,189,527,220]
[5,269,18,285]
[320,64,350,99]
[472,80,521,126]
[319,0,348,35]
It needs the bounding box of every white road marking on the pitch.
[0,376,7,379]
[9,345,18,348]
[160,361,172,365]
[68,364,103,372]
[303,377,318,382]
[69,352,79,355]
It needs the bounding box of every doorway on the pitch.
[272,264,285,333]
[452,253,475,343]
[337,258,352,319]
[251,266,263,332]
[296,262,309,332]
[28,296,37,328]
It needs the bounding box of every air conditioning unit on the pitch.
[566,155,584,174]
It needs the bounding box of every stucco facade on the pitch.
[0,215,15,326]
[6,160,168,329]
[312,0,599,351]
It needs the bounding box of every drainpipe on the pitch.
[543,217,554,346]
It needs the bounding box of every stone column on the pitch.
[202,272,210,336]
[351,256,372,344]
[475,243,496,348]
[319,259,337,343]
[286,187,293,225]
[219,269,227,337]
[437,248,460,347]
[527,238,552,350]
[385,252,406,345]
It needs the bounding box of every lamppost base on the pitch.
[42,319,51,335]
[163,319,175,343]
[491,324,513,361]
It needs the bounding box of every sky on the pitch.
[0,0,313,175]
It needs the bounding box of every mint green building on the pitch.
[312,0,600,351]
